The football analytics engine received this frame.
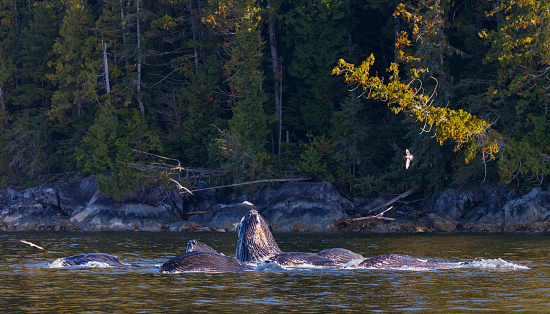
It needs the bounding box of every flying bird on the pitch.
[405,149,414,170]
[169,178,194,195]
[20,240,45,250]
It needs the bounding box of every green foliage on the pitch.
[215,128,270,184]
[480,0,550,185]
[1,0,549,199]
[46,0,100,120]
[332,55,499,161]
[282,0,350,135]
[205,0,272,181]
[77,103,161,200]
[0,112,49,187]
[297,134,334,183]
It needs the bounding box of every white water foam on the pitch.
[48,258,116,268]
[343,258,368,268]
[343,258,529,271]
[48,258,66,268]
[462,258,530,270]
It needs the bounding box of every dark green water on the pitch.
[1,232,548,312]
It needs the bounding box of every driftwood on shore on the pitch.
[126,149,310,195]
[189,177,311,193]
[338,188,417,226]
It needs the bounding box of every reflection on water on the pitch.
[1,232,549,312]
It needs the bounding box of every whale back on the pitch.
[358,254,461,270]
[159,251,251,273]
[235,209,283,263]
[186,239,218,254]
[268,252,337,267]
[61,253,132,267]
[317,248,364,265]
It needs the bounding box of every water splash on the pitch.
[48,258,116,268]
[461,258,530,270]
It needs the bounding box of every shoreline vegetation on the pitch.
[1,1,549,231]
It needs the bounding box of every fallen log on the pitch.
[338,187,417,227]
[188,177,310,193]
[343,206,396,223]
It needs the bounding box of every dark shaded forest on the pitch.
[0,0,548,199]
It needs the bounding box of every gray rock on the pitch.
[0,199,74,230]
[4,176,550,233]
[0,176,182,231]
[503,187,550,231]
[54,179,86,216]
[253,182,350,231]
[427,212,458,232]
[188,203,251,231]
[21,186,59,208]
[70,200,173,231]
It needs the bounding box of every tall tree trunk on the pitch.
[268,1,282,156]
[188,1,199,70]
[197,0,205,62]
[136,0,144,114]
[0,86,4,111]
[103,43,111,94]
[121,0,129,71]
[0,86,6,123]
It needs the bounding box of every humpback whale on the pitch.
[234,208,477,270]
[317,248,365,265]
[186,239,219,254]
[357,254,463,270]
[262,248,366,268]
[156,203,527,273]
[54,253,140,267]
[235,209,284,263]
[235,208,364,268]
[159,251,252,273]
[158,239,252,273]
[265,252,339,267]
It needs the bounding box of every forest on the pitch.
[0,0,549,200]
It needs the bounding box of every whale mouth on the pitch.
[235,209,283,264]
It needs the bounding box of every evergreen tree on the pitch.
[76,103,161,200]
[206,0,272,181]
[14,2,60,110]
[73,1,162,199]
[329,94,373,192]
[146,0,227,168]
[47,0,101,120]
[281,0,350,136]
[481,0,550,185]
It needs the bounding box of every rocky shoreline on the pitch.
[1,176,549,232]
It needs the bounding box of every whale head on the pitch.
[235,208,283,263]
[186,239,219,254]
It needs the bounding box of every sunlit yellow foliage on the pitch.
[333,54,499,163]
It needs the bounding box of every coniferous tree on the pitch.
[75,1,162,199]
[47,0,100,120]
[481,0,550,185]
[206,0,272,181]
[282,0,350,136]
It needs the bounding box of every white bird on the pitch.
[405,149,414,169]
[20,240,45,250]
[170,178,194,195]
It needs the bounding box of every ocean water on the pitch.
[1,231,548,312]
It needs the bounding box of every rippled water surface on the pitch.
[1,232,549,312]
